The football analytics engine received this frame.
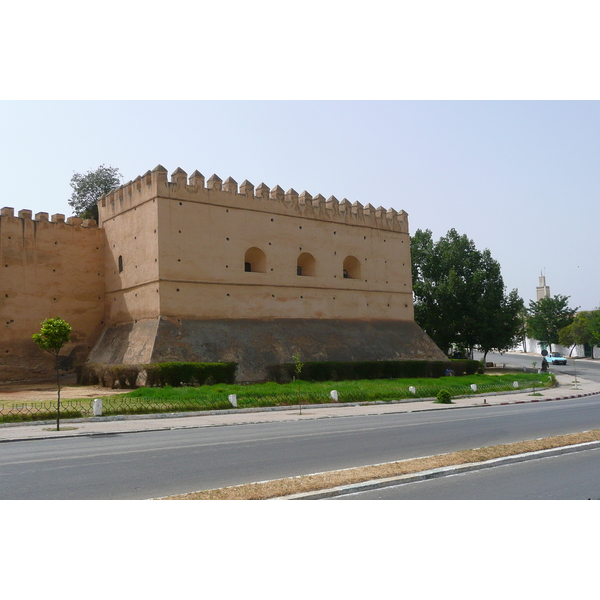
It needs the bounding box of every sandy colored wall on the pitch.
[156,196,414,320]
[0,210,105,380]
[98,165,414,323]
[101,195,160,325]
[89,165,446,380]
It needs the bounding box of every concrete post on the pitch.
[228,394,237,408]
[93,399,103,416]
[330,390,338,402]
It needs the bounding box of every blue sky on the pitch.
[1,100,598,310]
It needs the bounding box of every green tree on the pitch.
[559,309,600,358]
[411,228,523,360]
[32,318,72,431]
[527,295,578,352]
[68,164,122,221]
[477,288,524,364]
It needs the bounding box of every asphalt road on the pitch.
[330,446,600,500]
[3,393,600,499]
[478,351,600,383]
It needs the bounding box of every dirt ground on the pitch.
[0,374,127,402]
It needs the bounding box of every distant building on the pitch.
[520,274,598,358]
[536,273,550,301]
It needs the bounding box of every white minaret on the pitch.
[536,272,550,301]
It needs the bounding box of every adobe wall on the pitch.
[88,317,448,382]
[98,165,414,322]
[90,166,447,380]
[0,209,105,380]
[100,190,160,325]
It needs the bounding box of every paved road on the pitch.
[330,445,600,500]
[3,393,600,499]
[479,351,600,383]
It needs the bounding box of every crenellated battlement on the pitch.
[0,207,98,228]
[98,165,409,233]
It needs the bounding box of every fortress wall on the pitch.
[156,194,413,320]
[100,187,160,325]
[0,209,105,380]
[98,165,413,321]
[87,166,446,378]
[149,318,448,382]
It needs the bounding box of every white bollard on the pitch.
[228,394,237,408]
[330,390,338,402]
[470,384,477,392]
[93,398,103,416]
[513,381,519,388]
[409,386,416,395]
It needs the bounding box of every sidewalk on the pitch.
[2,373,598,443]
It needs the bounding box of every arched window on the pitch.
[343,255,361,279]
[297,252,316,277]
[244,247,266,273]
[118,255,124,273]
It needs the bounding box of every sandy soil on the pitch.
[0,374,127,402]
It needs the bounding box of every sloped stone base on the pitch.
[87,317,447,382]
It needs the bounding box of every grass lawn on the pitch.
[111,372,554,405]
[0,372,555,421]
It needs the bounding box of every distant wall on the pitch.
[0,209,105,380]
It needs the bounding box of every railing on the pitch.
[0,400,92,423]
[0,379,547,424]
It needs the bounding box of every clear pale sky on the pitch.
[1,100,598,310]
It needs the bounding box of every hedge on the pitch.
[76,362,237,389]
[145,362,237,387]
[266,359,480,383]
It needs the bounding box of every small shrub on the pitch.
[436,389,452,404]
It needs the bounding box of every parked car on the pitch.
[546,352,567,365]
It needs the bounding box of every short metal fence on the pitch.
[0,379,547,424]
[0,400,92,423]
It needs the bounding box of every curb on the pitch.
[277,440,600,500]
[1,388,598,444]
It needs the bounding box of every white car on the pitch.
[546,352,567,366]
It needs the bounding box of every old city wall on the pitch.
[0,209,105,380]
[98,165,414,322]
[90,165,447,379]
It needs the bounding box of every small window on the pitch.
[297,252,316,277]
[343,256,361,279]
[118,255,123,273]
[244,247,266,273]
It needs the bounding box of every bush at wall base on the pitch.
[267,359,479,383]
[76,362,237,388]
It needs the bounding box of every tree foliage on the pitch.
[527,295,578,352]
[32,317,72,356]
[32,318,72,431]
[558,309,600,358]
[411,228,523,360]
[68,164,122,221]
